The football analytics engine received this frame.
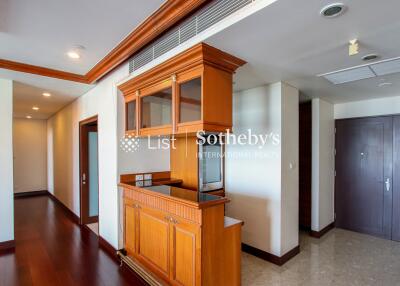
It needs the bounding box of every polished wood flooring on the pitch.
[0,196,147,286]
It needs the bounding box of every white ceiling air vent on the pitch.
[319,56,400,85]
[370,58,400,76]
[129,0,254,73]
[322,66,375,84]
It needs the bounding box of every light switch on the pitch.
[135,174,144,181]
[144,174,152,180]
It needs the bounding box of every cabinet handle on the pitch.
[133,203,141,209]
[164,216,178,224]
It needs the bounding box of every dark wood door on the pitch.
[299,102,312,229]
[335,116,393,239]
[392,116,400,241]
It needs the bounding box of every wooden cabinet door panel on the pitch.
[137,206,170,278]
[124,204,136,256]
[170,218,200,286]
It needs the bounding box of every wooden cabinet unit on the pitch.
[120,183,242,286]
[118,43,245,136]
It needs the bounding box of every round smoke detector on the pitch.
[320,3,347,18]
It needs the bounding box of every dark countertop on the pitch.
[122,178,183,188]
[142,185,222,203]
[119,179,228,206]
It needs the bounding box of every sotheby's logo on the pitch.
[119,129,280,153]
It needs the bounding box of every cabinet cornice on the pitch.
[118,43,246,97]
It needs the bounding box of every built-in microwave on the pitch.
[198,134,224,192]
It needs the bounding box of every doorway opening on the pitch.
[79,116,99,236]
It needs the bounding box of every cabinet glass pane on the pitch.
[126,100,136,131]
[141,87,172,128]
[179,78,201,123]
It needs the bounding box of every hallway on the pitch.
[0,196,146,286]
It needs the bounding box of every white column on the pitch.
[0,78,14,243]
[311,98,335,231]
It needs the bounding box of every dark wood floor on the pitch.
[0,196,146,286]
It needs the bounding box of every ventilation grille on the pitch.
[129,0,254,73]
[319,57,400,84]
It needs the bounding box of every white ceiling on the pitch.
[1,69,94,119]
[5,0,400,120]
[206,0,400,103]
[0,0,164,74]
[0,0,164,119]
[13,81,79,120]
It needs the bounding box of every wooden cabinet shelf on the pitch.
[118,43,245,137]
[121,183,243,286]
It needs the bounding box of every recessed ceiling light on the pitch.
[26,115,32,119]
[32,106,40,111]
[42,92,51,97]
[67,45,85,60]
[362,54,379,61]
[67,51,80,59]
[320,3,346,18]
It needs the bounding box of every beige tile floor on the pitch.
[242,228,400,286]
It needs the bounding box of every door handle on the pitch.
[82,173,86,185]
[385,178,391,192]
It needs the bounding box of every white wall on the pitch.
[225,82,299,257]
[0,79,14,243]
[13,118,47,193]
[47,64,129,248]
[311,98,335,231]
[280,83,299,255]
[335,95,400,119]
[48,63,170,249]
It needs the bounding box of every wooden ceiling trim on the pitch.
[0,0,208,84]
[0,59,88,83]
[85,0,208,83]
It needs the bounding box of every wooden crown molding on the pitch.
[0,59,88,83]
[118,42,246,96]
[85,0,208,83]
[0,0,208,84]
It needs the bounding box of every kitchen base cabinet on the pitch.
[121,185,243,286]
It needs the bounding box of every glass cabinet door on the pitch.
[141,87,172,129]
[126,100,136,132]
[179,77,202,123]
